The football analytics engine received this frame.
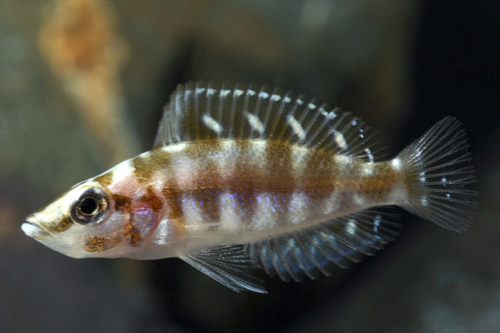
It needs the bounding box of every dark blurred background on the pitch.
[0,0,498,332]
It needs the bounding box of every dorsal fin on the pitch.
[154,81,382,162]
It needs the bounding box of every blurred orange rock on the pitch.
[39,0,139,164]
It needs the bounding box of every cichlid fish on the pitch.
[22,82,477,293]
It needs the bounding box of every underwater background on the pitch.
[0,0,498,332]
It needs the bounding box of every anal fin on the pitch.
[248,209,400,283]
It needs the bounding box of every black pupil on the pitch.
[80,197,98,215]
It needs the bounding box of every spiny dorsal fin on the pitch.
[154,81,382,162]
[247,209,400,283]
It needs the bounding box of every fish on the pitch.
[21,82,478,293]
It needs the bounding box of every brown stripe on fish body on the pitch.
[322,159,403,211]
[132,148,175,184]
[94,171,113,186]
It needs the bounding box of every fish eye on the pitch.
[80,197,99,216]
[71,187,109,225]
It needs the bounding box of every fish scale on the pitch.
[22,82,477,293]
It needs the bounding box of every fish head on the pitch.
[21,181,153,258]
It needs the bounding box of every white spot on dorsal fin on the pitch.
[271,94,281,102]
[283,96,292,103]
[296,99,304,105]
[332,130,347,150]
[202,114,223,134]
[245,112,265,135]
[259,91,269,99]
[286,115,307,141]
[234,89,244,97]
[207,88,216,96]
[325,110,337,119]
[308,103,316,109]
[220,89,231,97]
[365,148,374,163]
[247,89,256,96]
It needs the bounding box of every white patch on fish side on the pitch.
[252,192,277,231]
[202,114,223,134]
[244,112,265,135]
[220,89,231,97]
[151,169,169,194]
[181,195,205,225]
[247,89,256,96]
[172,155,200,186]
[234,89,244,97]
[308,103,316,110]
[288,191,309,224]
[248,140,268,165]
[333,130,348,150]
[353,193,366,206]
[287,115,307,141]
[391,158,402,171]
[362,165,374,176]
[322,190,340,214]
[111,160,134,185]
[291,146,309,174]
[283,96,292,103]
[219,192,242,231]
[271,94,281,102]
[334,155,350,166]
[215,140,238,177]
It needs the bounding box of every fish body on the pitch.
[22,82,477,292]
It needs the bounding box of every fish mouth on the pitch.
[22,215,51,240]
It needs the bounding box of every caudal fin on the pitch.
[397,117,478,232]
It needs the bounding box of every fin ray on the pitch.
[154,82,382,161]
[248,209,400,282]
[180,244,267,293]
[398,117,478,232]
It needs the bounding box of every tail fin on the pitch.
[397,117,478,232]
